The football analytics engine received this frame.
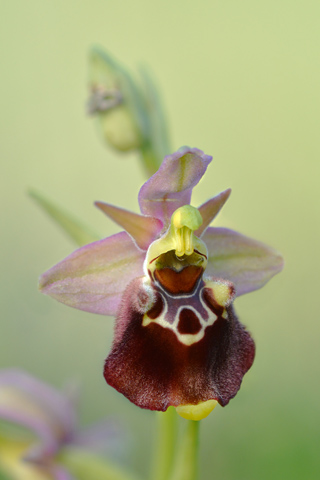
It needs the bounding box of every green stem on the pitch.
[150,407,178,480]
[169,420,200,480]
[140,142,162,177]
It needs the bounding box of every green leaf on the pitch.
[29,189,101,247]
[0,464,14,480]
[59,448,141,480]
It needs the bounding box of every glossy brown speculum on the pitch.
[154,266,203,295]
[150,249,206,295]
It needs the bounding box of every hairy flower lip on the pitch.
[104,281,255,411]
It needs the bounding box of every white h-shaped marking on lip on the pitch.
[142,289,219,346]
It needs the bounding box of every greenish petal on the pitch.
[95,201,163,250]
[195,188,231,237]
[39,232,145,316]
[203,227,284,295]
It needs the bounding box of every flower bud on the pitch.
[87,47,146,151]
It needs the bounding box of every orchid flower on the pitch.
[40,147,283,420]
[0,369,121,480]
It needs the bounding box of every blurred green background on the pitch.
[1,0,319,479]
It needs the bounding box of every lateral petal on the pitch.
[95,202,163,250]
[138,147,212,226]
[39,232,145,316]
[202,227,284,296]
[195,188,231,237]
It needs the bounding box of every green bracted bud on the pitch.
[87,47,147,152]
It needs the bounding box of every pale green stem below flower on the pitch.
[168,420,200,480]
[150,407,178,480]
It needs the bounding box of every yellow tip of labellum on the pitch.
[175,399,218,420]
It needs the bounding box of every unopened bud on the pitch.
[88,47,146,152]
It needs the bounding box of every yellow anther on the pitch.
[175,399,218,421]
[171,206,203,257]
[144,205,208,276]
[175,226,193,257]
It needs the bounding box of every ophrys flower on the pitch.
[40,147,283,419]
